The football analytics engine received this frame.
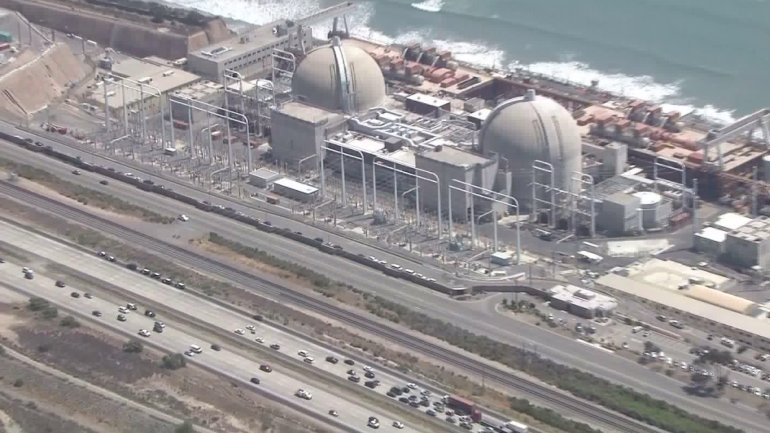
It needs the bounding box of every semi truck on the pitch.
[443,395,482,422]
[500,420,529,433]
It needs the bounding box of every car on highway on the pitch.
[107,256,116,262]
[83,293,92,299]
[175,282,186,290]
[406,383,417,389]
[234,328,245,335]
[255,337,264,343]
[348,375,360,383]
[245,325,255,331]
[189,345,203,354]
[260,364,272,373]
[398,397,409,403]
[344,359,355,366]
[92,310,102,317]
[117,314,126,322]
[365,371,375,379]
[70,292,80,298]
[328,410,338,417]
[367,417,380,429]
[298,350,308,357]
[138,329,150,337]
[154,321,166,329]
[303,356,314,364]
[364,380,380,389]
[392,421,404,429]
[295,389,312,400]
[347,369,357,376]
[55,280,66,288]
[210,344,221,351]
[426,409,436,416]
[250,377,261,385]
[178,214,189,222]
[140,268,151,275]
[326,356,338,364]
[153,322,164,333]
[363,365,374,373]
[144,310,155,318]
[184,350,195,357]
[99,179,109,185]
[98,251,106,257]
[150,272,161,279]
[161,278,172,285]
[270,343,281,350]
[118,307,129,314]
[126,303,137,311]
[71,169,81,175]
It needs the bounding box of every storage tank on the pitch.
[633,191,670,229]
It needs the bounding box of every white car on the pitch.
[392,421,404,429]
[245,325,255,331]
[298,350,308,357]
[178,214,190,222]
[184,350,195,357]
[295,389,312,400]
[363,365,374,373]
[255,337,264,343]
[118,307,129,314]
[304,356,315,364]
[234,329,245,335]
[407,383,417,389]
[138,329,150,337]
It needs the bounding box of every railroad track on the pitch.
[0,181,660,433]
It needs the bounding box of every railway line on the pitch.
[0,179,660,433]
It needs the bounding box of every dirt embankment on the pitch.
[0,0,232,59]
[0,42,88,121]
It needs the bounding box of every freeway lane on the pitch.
[0,140,767,431]
[0,257,429,433]
[0,218,484,432]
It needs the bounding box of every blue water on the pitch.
[173,0,770,120]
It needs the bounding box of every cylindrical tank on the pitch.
[762,155,770,181]
[633,191,667,229]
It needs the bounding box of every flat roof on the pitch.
[250,167,281,180]
[597,273,770,340]
[548,284,618,311]
[407,93,451,108]
[714,212,752,231]
[190,19,294,62]
[277,101,340,124]
[273,177,318,195]
[624,258,729,289]
[696,227,727,243]
[417,145,491,167]
[171,80,224,100]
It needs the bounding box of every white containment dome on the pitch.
[480,90,582,211]
[292,37,386,114]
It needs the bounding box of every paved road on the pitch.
[0,253,428,433]
[2,131,769,431]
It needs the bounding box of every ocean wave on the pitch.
[410,0,444,12]
[519,60,735,125]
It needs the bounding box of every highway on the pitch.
[0,250,433,433]
[0,218,490,433]
[1,128,768,432]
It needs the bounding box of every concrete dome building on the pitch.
[292,38,386,114]
[480,90,582,211]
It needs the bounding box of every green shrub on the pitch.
[41,306,58,319]
[161,353,186,370]
[27,297,49,311]
[60,316,80,328]
[123,340,143,353]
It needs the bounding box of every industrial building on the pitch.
[272,177,319,202]
[249,167,282,188]
[168,80,225,123]
[187,19,313,80]
[596,261,770,351]
[694,212,752,257]
[270,101,346,165]
[547,284,617,318]
[91,57,201,116]
[722,216,770,271]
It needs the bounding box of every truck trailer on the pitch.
[444,395,482,422]
[501,420,529,433]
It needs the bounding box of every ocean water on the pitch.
[169,0,770,124]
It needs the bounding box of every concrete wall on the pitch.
[0,0,231,59]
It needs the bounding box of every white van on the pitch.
[632,326,644,334]
[190,344,203,353]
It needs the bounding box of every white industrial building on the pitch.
[547,284,617,318]
[187,19,313,80]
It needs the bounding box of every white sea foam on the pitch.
[169,0,737,126]
[411,0,444,13]
[518,60,736,125]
